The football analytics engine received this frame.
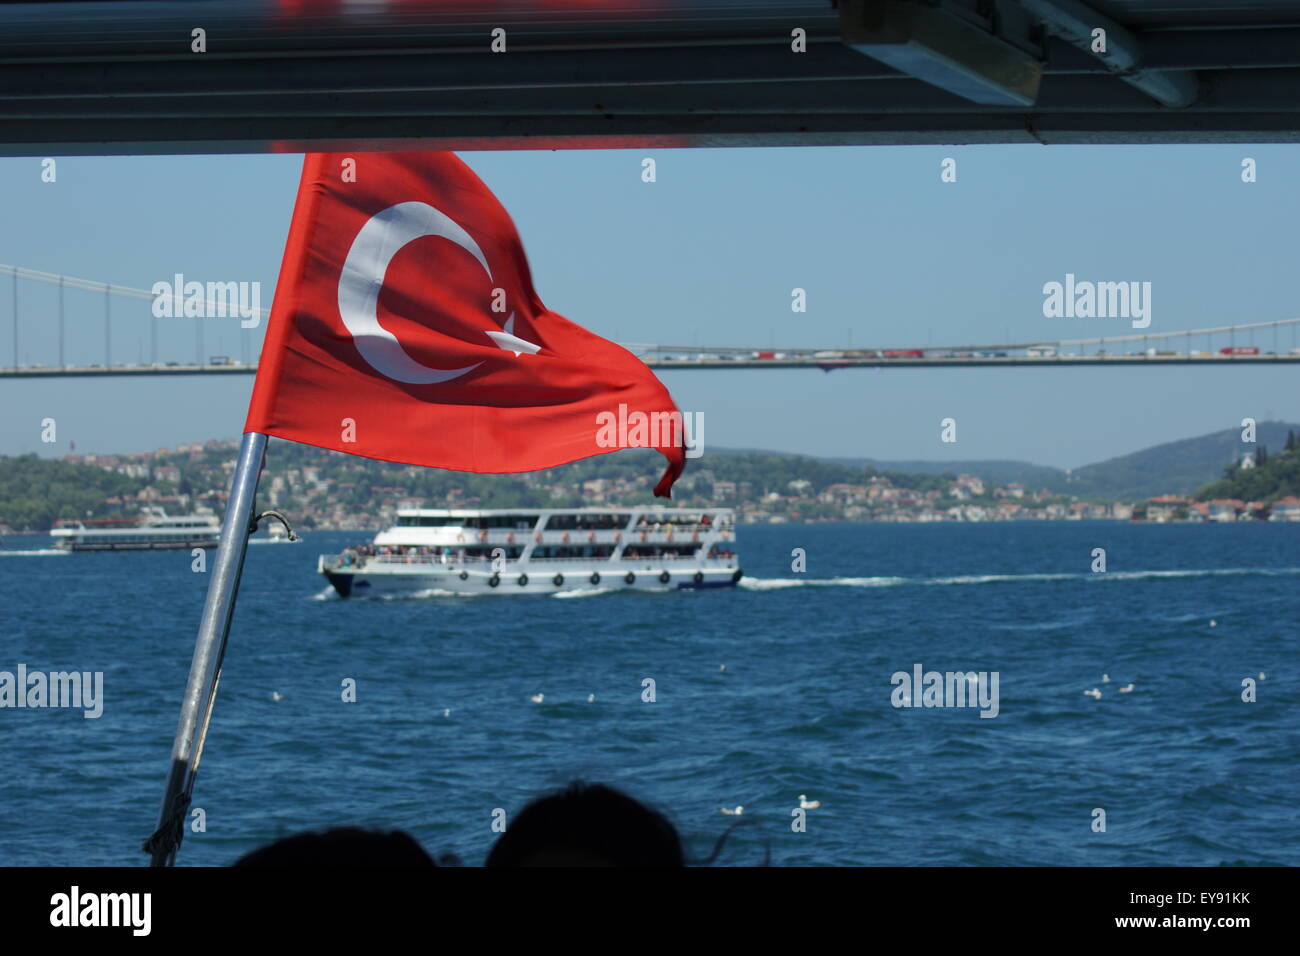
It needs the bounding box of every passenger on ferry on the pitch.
[486,781,684,867]
[233,827,437,867]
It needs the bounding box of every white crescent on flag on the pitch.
[337,200,539,384]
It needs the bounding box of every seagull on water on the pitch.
[1083,688,1102,700]
[1258,672,1267,681]
[443,708,451,717]
[720,806,744,816]
[587,694,595,703]
[271,691,284,702]
[1210,619,1218,628]
[1102,674,1111,683]
[719,665,727,673]
[530,693,544,704]
[799,795,820,810]
[1118,683,1135,693]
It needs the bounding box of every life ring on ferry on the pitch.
[589,572,601,585]
[459,571,469,581]
[624,572,636,585]
[658,570,671,584]
[693,571,704,584]
[553,573,564,587]
[488,573,500,588]
[517,573,529,587]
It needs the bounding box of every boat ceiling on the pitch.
[4,0,1300,155]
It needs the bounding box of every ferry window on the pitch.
[463,546,522,559]
[544,513,630,531]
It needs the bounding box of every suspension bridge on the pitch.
[2,264,1298,378]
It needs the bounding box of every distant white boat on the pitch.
[49,507,219,552]
[249,524,299,545]
[318,506,742,597]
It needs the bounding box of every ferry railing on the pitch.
[455,524,734,543]
[322,552,738,570]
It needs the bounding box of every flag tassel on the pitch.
[146,431,267,866]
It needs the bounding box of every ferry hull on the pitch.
[55,538,219,552]
[321,562,742,598]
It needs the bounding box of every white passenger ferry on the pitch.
[319,507,741,597]
[50,507,221,552]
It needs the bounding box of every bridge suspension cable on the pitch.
[0,263,272,319]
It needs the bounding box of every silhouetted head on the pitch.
[487,782,684,867]
[233,826,436,867]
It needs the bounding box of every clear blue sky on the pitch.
[2,145,1298,469]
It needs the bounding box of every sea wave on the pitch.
[1099,568,1300,580]
[739,567,1300,590]
[739,575,908,590]
[552,587,616,599]
[927,572,1075,585]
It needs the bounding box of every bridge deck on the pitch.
[4,354,1299,378]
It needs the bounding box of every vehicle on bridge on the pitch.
[1220,346,1260,355]
[882,349,925,358]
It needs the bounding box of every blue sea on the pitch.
[1,521,1296,867]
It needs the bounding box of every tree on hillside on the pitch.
[0,455,146,530]
[1195,444,1300,503]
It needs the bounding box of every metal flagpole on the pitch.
[146,430,267,866]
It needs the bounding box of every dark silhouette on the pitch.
[233,826,437,867]
[486,781,684,867]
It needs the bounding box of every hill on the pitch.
[6,422,1299,530]
[0,454,146,531]
[1063,421,1300,499]
[1193,431,1300,502]
[731,420,1300,500]
[816,455,1063,489]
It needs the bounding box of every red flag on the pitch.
[245,152,686,497]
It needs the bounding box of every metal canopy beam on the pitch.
[1020,0,1198,106]
[1,0,1299,154]
[839,0,1045,106]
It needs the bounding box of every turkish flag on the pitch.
[245,151,686,497]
